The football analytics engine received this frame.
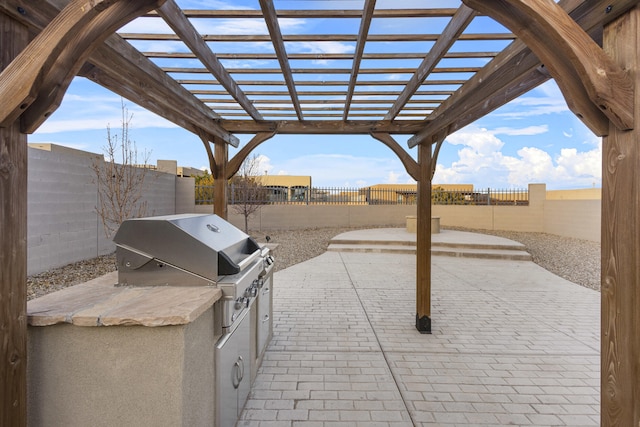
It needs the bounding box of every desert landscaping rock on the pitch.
[27,227,601,300]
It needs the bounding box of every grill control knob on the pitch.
[234,297,244,310]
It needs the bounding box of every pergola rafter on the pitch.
[157,0,263,121]
[384,5,476,121]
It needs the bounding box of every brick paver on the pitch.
[239,234,600,426]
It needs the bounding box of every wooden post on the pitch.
[213,137,228,220]
[415,143,432,333]
[601,6,639,426]
[0,12,29,427]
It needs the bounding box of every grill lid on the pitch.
[113,214,260,282]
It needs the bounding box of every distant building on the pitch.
[360,183,474,204]
[253,175,312,203]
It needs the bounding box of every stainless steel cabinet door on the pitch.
[216,309,251,427]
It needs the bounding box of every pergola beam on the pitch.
[221,120,426,134]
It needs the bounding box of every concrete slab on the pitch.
[328,228,532,261]
[331,228,527,249]
[240,230,600,426]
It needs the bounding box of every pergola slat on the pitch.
[343,0,376,120]
[147,8,460,19]
[259,0,303,121]
[119,32,515,42]
[144,52,499,60]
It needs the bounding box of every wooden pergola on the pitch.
[1,0,638,425]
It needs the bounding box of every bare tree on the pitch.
[92,101,151,237]
[230,154,266,233]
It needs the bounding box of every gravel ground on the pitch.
[27,227,601,300]
[451,227,601,291]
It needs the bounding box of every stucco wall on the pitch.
[544,199,601,241]
[27,145,177,275]
[28,146,102,276]
[27,307,216,427]
[176,176,196,214]
[191,183,600,242]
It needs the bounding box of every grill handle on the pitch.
[237,249,261,272]
[218,247,261,276]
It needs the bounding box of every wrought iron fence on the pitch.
[195,185,529,206]
[432,187,530,206]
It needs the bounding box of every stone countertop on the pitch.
[27,272,222,327]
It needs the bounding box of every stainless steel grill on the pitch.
[113,213,272,330]
[113,213,274,427]
[113,213,262,286]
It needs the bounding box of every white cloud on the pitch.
[387,171,401,184]
[118,17,173,34]
[194,18,269,35]
[491,125,548,136]
[386,73,406,81]
[36,107,177,133]
[434,125,602,189]
[557,141,602,180]
[254,154,274,175]
[496,80,571,119]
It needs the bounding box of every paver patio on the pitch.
[239,230,600,426]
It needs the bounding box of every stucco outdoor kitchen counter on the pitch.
[27,271,222,327]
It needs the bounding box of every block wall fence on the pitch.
[26,145,601,275]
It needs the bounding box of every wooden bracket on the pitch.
[227,132,276,180]
[197,131,217,179]
[20,0,165,133]
[463,0,634,135]
[0,0,164,130]
[370,132,420,181]
[430,131,447,180]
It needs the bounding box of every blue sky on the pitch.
[30,0,601,190]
